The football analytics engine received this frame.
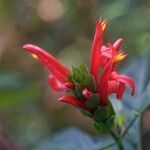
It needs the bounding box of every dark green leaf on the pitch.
[93,102,115,124]
[86,94,99,110]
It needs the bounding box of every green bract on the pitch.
[68,64,96,92]
[68,64,116,132]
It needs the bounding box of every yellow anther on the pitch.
[101,19,107,31]
[113,52,127,62]
[31,54,38,59]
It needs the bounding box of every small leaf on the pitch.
[93,106,108,123]
[93,118,115,133]
[86,94,99,110]
[115,114,126,129]
[93,101,115,133]
[114,114,126,134]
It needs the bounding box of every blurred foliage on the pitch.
[0,0,149,149]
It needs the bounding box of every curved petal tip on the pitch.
[23,44,40,52]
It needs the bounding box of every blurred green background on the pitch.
[0,0,149,149]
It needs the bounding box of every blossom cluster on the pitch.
[23,19,135,129]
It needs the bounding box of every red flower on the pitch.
[58,96,92,112]
[89,21,135,106]
[97,51,135,106]
[23,44,89,111]
[90,19,107,81]
[23,18,135,112]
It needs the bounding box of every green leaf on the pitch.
[93,118,115,133]
[93,106,107,123]
[115,115,126,128]
[86,94,99,110]
[93,103,115,124]
[93,101,115,133]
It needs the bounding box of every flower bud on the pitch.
[113,38,123,50]
[82,88,93,99]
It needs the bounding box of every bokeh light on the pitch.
[37,0,65,22]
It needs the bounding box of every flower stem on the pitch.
[122,113,139,137]
[110,130,124,150]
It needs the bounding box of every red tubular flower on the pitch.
[58,96,92,112]
[89,19,135,106]
[108,81,126,99]
[98,59,113,105]
[23,18,135,112]
[97,47,135,105]
[23,44,92,112]
[48,75,67,92]
[110,71,135,96]
[23,44,70,83]
[23,44,72,91]
[89,20,107,81]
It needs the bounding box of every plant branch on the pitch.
[110,130,124,150]
[122,113,139,137]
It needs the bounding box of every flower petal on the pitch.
[111,72,135,96]
[108,81,125,99]
[108,80,119,95]
[23,44,70,83]
[98,59,113,106]
[113,38,123,51]
[101,46,112,59]
[100,42,125,67]
[117,82,126,99]
[48,75,67,92]
[90,20,107,81]
[58,96,92,112]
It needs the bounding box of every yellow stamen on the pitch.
[101,19,107,31]
[113,52,127,62]
[31,54,38,59]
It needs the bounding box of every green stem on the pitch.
[122,114,139,137]
[110,130,124,150]
[97,113,140,150]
